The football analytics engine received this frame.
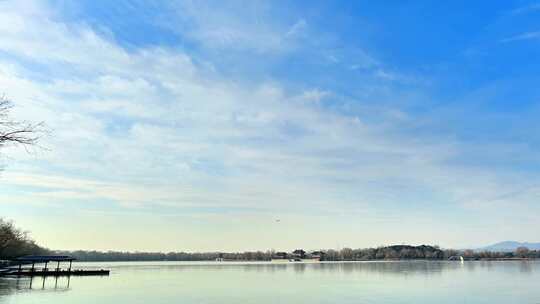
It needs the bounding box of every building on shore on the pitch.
[271,249,323,263]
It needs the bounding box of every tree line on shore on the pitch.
[0,218,47,260]
[2,218,540,262]
[56,246,448,261]
[55,245,540,262]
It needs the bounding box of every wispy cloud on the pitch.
[285,18,307,38]
[1,0,539,250]
[500,31,540,43]
[510,3,540,15]
[160,1,307,53]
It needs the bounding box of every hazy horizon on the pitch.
[38,241,540,254]
[1,1,540,252]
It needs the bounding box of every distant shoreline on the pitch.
[68,258,538,263]
[50,245,540,263]
[2,219,538,263]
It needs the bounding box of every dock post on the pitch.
[44,261,48,271]
[18,263,22,272]
[68,260,72,272]
[56,261,60,272]
[31,262,35,272]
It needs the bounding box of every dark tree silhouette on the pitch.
[0,218,47,259]
[0,97,48,260]
[0,96,44,150]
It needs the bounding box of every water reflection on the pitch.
[238,261,455,276]
[518,260,533,274]
[0,261,538,304]
[0,275,71,296]
[141,261,463,276]
[71,260,537,276]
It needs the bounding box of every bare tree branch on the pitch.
[0,95,46,150]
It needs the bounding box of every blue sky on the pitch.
[1,0,540,251]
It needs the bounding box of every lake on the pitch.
[1,261,539,303]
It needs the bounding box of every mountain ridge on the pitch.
[480,241,540,252]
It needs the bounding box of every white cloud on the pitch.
[1,0,539,250]
[285,19,307,38]
[500,31,540,43]
[510,3,540,15]
[162,1,306,53]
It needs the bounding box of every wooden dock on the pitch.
[1,269,109,277]
[0,255,110,277]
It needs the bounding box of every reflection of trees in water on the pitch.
[75,261,538,278]
[184,261,467,276]
[519,261,533,273]
[0,276,71,296]
[234,261,461,276]
[110,261,464,278]
[462,260,535,275]
[232,260,540,277]
[316,261,455,277]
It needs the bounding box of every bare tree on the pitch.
[0,95,45,152]
[515,246,530,258]
[0,218,46,259]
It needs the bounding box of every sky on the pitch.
[1,0,540,252]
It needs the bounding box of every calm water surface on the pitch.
[1,261,539,303]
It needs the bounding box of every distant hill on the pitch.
[480,241,540,252]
